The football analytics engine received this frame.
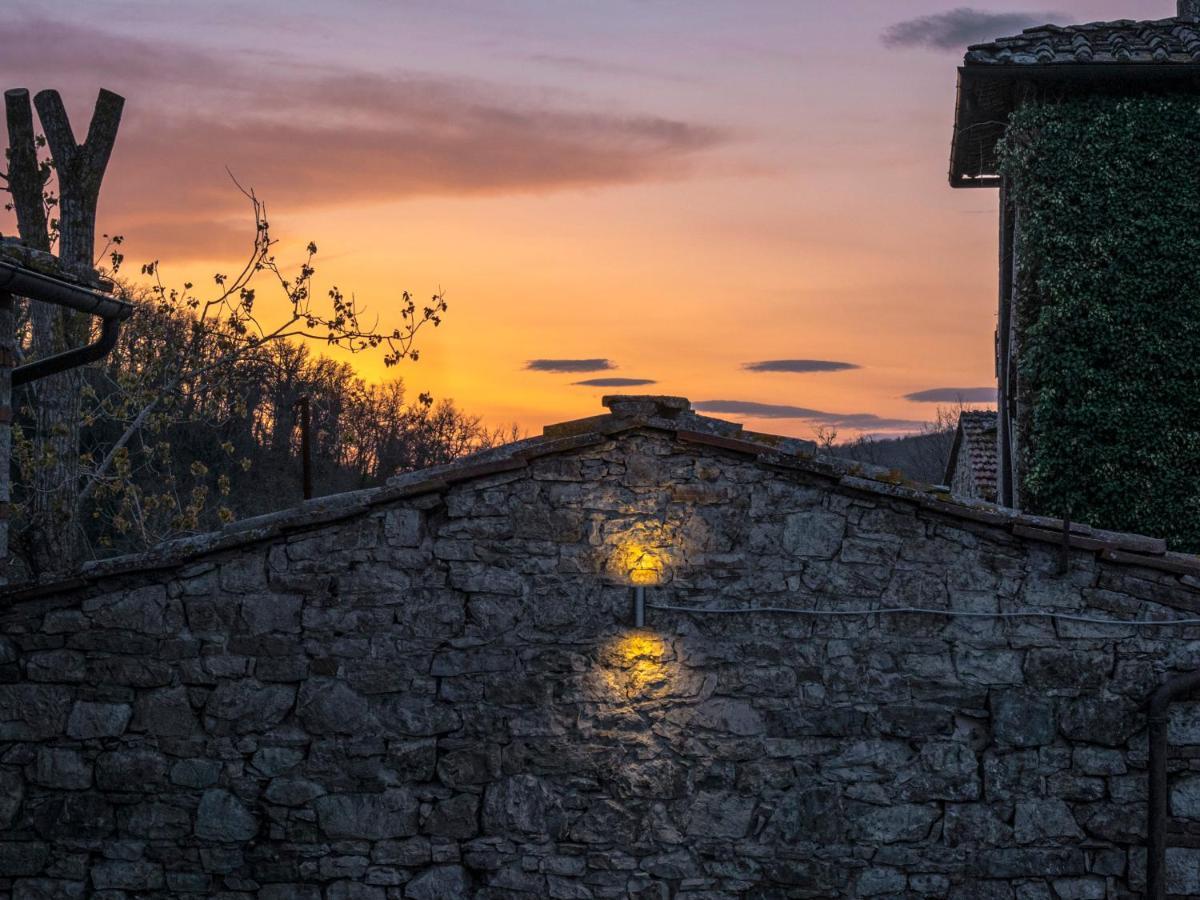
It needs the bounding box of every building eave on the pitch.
[4,401,1197,605]
[950,62,1200,187]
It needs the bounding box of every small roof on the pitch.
[0,238,131,320]
[6,396,1198,602]
[944,410,998,503]
[950,2,1200,187]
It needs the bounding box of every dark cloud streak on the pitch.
[904,387,997,403]
[0,18,727,261]
[526,359,616,373]
[573,377,657,387]
[743,359,860,374]
[882,8,1065,50]
[694,400,925,432]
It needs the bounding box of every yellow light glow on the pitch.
[601,631,671,698]
[612,540,668,586]
[620,632,665,661]
[630,550,662,586]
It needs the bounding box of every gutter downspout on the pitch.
[0,259,133,387]
[0,258,132,582]
[0,260,130,318]
[13,316,122,387]
[1147,669,1200,899]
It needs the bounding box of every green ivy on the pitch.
[997,93,1200,551]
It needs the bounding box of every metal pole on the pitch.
[298,395,313,501]
[1057,516,1071,576]
[1147,669,1200,899]
[13,315,123,387]
[1149,705,1169,900]
[0,290,12,583]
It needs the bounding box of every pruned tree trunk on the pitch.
[3,90,50,251]
[4,89,49,579]
[35,89,123,277]
[0,290,13,583]
[5,88,123,574]
[6,90,56,385]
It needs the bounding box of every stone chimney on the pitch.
[1181,0,1200,21]
[602,395,691,419]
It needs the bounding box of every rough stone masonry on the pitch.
[3,396,1200,898]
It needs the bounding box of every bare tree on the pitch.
[4,87,123,573]
[43,187,447,560]
[912,403,967,483]
[4,87,449,575]
[814,425,839,455]
[832,402,974,485]
[3,90,50,253]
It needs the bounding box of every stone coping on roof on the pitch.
[964,16,1200,67]
[949,6,1200,186]
[2,396,1197,603]
[0,237,114,292]
[944,410,999,502]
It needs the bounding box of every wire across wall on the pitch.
[645,602,1200,629]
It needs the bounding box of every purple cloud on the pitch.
[526,359,616,373]
[0,18,727,261]
[904,387,997,403]
[694,400,926,432]
[573,377,657,387]
[743,359,860,374]
[882,8,1066,50]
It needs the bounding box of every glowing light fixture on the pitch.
[626,547,663,628]
[609,537,669,629]
[628,549,663,586]
[602,631,671,698]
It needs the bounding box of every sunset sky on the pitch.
[0,0,1155,440]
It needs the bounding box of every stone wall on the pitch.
[3,426,1200,898]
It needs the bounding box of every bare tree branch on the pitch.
[3,89,49,251]
[34,87,124,275]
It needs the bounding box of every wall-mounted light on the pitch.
[627,548,663,628]
[608,536,670,629]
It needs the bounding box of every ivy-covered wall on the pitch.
[998,93,1200,551]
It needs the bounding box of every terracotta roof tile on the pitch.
[944,411,998,503]
[965,18,1200,67]
[950,7,1200,185]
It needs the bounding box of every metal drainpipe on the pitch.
[12,316,123,387]
[0,260,133,387]
[0,260,132,577]
[1147,669,1200,899]
[298,395,313,501]
[0,261,131,318]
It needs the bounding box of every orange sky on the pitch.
[1,0,1152,440]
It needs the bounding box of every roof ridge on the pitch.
[3,398,1197,600]
[952,9,1200,185]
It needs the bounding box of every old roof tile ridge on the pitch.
[5,395,1200,597]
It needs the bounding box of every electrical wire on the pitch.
[645,602,1200,628]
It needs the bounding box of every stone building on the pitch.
[4,395,1200,897]
[950,0,1200,525]
[944,412,998,505]
[8,2,1200,897]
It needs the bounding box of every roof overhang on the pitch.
[950,63,1200,188]
[0,259,132,320]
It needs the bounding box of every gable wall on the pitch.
[2,430,1200,898]
[949,440,980,503]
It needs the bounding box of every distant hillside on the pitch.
[832,428,956,486]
